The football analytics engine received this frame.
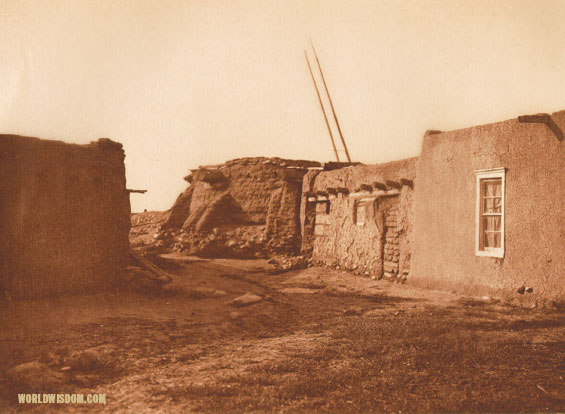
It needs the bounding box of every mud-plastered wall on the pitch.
[164,157,321,256]
[304,159,417,279]
[413,112,565,306]
[0,135,131,297]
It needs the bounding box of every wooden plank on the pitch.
[129,251,172,284]
[400,178,414,189]
[385,180,401,189]
[372,181,387,191]
[518,113,551,123]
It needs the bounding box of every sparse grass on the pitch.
[3,257,564,413]
[172,307,565,413]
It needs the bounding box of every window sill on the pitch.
[475,249,504,258]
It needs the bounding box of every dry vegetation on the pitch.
[190,306,564,413]
[1,257,563,413]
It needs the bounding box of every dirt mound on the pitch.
[144,157,322,258]
[129,210,171,251]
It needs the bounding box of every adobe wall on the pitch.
[162,157,321,257]
[303,158,417,280]
[0,135,131,298]
[412,111,565,306]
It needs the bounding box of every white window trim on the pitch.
[475,167,505,258]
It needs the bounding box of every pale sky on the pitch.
[1,0,564,212]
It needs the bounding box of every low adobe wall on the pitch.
[0,135,131,297]
[303,158,417,280]
[412,112,565,306]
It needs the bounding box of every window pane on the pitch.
[484,197,502,214]
[493,197,501,213]
[484,231,501,248]
[493,232,501,248]
[484,179,501,197]
[316,202,329,214]
[485,231,494,247]
[493,180,501,196]
[484,198,493,213]
[484,216,501,231]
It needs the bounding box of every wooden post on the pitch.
[305,50,340,162]
[372,182,387,191]
[385,180,401,189]
[311,41,352,162]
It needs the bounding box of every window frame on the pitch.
[314,200,330,236]
[354,200,368,226]
[475,167,506,258]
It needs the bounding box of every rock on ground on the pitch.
[7,361,65,389]
[228,292,263,307]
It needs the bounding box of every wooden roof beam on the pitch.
[400,178,414,189]
[385,180,401,190]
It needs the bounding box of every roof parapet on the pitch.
[518,113,563,141]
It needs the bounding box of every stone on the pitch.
[192,287,216,296]
[228,292,263,307]
[65,349,102,371]
[343,306,363,316]
[230,311,243,320]
[38,351,59,366]
[64,345,114,371]
[7,361,65,389]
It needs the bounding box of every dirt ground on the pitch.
[1,256,563,413]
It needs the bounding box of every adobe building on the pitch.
[160,157,324,257]
[301,158,416,282]
[412,111,564,306]
[301,110,564,306]
[0,135,131,298]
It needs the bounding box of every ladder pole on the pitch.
[304,50,340,162]
[311,41,352,162]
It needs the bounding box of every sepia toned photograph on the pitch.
[0,0,564,412]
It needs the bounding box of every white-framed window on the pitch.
[475,167,505,258]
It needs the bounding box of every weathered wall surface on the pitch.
[0,135,131,297]
[305,159,417,280]
[300,170,321,255]
[412,111,565,305]
[163,157,321,257]
[264,180,303,253]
